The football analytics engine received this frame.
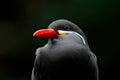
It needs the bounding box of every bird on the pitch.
[32,19,99,80]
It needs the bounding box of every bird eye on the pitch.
[63,25,69,30]
[57,25,70,31]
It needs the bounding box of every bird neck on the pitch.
[47,39,56,45]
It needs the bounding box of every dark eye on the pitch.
[63,25,69,30]
[57,25,70,30]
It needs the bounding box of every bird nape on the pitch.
[32,19,99,80]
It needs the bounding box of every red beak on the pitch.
[33,28,58,39]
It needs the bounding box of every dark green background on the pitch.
[0,0,120,80]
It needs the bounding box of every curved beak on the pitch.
[33,28,58,39]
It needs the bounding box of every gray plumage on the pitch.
[32,19,99,80]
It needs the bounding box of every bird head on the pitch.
[33,19,88,45]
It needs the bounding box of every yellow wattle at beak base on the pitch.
[58,33,67,37]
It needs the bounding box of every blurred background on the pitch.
[0,0,120,80]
